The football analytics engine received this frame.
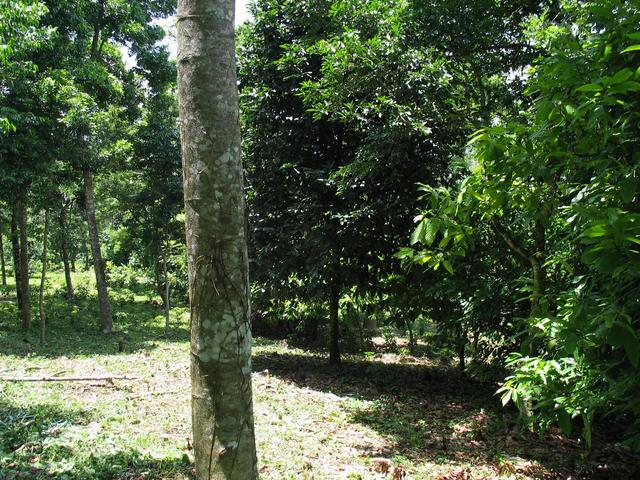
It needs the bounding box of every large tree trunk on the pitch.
[0,226,6,287]
[329,282,341,365]
[177,0,258,478]
[17,196,30,330]
[10,211,22,309]
[83,168,113,334]
[39,210,49,344]
[59,205,74,301]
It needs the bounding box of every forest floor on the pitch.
[1,272,639,480]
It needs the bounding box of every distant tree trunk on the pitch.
[83,168,112,334]
[456,326,466,373]
[0,226,6,287]
[59,206,74,301]
[406,320,416,355]
[83,240,90,270]
[177,0,258,477]
[530,218,547,317]
[10,211,22,309]
[70,252,76,272]
[39,210,49,344]
[162,246,170,334]
[17,196,30,330]
[329,282,341,365]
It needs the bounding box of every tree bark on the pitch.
[10,210,22,309]
[0,227,6,287]
[531,218,547,316]
[59,205,74,301]
[457,326,466,374]
[162,245,170,334]
[83,168,113,333]
[17,196,30,330]
[329,282,341,365]
[177,0,258,477]
[39,210,49,344]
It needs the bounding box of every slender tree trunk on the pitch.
[177,0,258,477]
[59,206,74,301]
[17,196,30,330]
[530,218,547,317]
[457,327,466,373]
[0,227,6,287]
[39,210,49,344]
[491,217,547,318]
[329,282,341,365]
[162,246,170,334]
[407,320,416,356]
[10,211,22,309]
[83,168,112,334]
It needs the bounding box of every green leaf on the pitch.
[607,323,640,367]
[619,177,637,203]
[609,68,634,84]
[557,409,572,436]
[423,219,439,246]
[442,260,454,274]
[576,83,603,92]
[609,81,640,94]
[625,340,640,368]
[622,45,640,53]
[410,221,425,245]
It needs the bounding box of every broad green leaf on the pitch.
[607,323,640,367]
[609,68,634,85]
[443,260,454,274]
[410,221,425,245]
[576,83,603,92]
[619,177,637,203]
[557,409,572,436]
[609,81,640,94]
[423,219,439,246]
[622,45,640,53]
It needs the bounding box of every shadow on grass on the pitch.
[0,289,189,358]
[253,350,640,479]
[0,400,192,480]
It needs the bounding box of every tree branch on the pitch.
[0,375,138,382]
[490,217,532,264]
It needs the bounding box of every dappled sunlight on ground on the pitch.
[1,289,639,479]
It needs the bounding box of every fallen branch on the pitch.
[0,375,139,383]
[129,388,186,400]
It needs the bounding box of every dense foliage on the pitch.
[408,0,640,447]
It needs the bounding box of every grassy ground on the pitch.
[1,271,639,479]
